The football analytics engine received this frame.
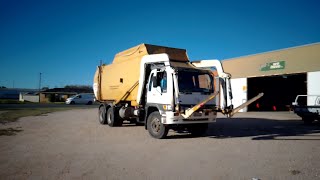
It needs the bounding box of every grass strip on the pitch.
[0,99,67,104]
[0,99,27,104]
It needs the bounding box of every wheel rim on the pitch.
[151,117,161,134]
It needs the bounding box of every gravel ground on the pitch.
[0,109,320,180]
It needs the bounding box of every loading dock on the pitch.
[222,43,320,112]
[247,73,307,111]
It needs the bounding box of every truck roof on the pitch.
[113,44,189,64]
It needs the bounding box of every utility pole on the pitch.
[39,73,42,103]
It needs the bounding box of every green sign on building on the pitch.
[260,61,285,71]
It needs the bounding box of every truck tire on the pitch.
[107,107,116,127]
[107,106,123,127]
[188,124,208,136]
[98,105,107,124]
[147,111,169,139]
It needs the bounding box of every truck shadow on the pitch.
[206,118,320,140]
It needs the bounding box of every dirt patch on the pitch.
[0,108,77,124]
[0,127,23,136]
[0,110,319,179]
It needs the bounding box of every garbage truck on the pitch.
[93,44,263,139]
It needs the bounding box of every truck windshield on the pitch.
[177,70,214,93]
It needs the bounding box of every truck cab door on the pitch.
[147,71,171,106]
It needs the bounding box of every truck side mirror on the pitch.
[152,76,158,88]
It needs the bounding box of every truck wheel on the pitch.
[106,106,123,127]
[87,101,93,105]
[147,111,168,139]
[107,107,116,127]
[98,106,107,124]
[188,124,208,136]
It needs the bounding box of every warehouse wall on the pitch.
[222,43,320,79]
[307,71,320,105]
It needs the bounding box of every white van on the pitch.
[65,93,95,105]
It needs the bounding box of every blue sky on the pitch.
[0,0,319,89]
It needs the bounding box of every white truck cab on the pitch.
[145,62,217,125]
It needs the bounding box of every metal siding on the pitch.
[222,43,320,78]
[307,71,320,105]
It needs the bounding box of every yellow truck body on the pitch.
[93,44,189,106]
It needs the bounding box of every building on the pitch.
[40,87,93,103]
[0,88,38,100]
[40,92,76,103]
[221,43,320,111]
[19,92,39,102]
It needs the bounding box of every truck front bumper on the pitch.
[161,111,217,125]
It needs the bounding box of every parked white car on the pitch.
[65,93,95,105]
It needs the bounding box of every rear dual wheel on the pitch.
[98,105,122,126]
[99,105,107,124]
[106,106,123,127]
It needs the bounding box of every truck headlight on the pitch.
[163,105,172,111]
